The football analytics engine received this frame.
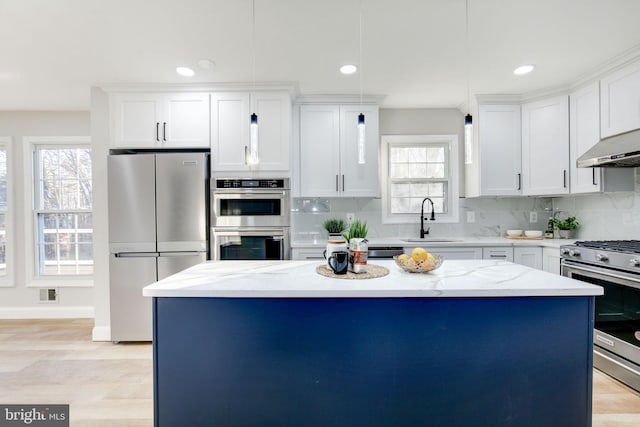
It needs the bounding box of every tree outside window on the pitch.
[0,147,7,276]
[35,147,92,275]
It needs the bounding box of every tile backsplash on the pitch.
[292,169,640,242]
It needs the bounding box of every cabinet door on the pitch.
[211,92,251,171]
[253,92,291,171]
[339,105,380,197]
[522,96,569,196]
[163,93,210,148]
[291,248,325,260]
[514,247,542,270]
[482,247,514,262]
[478,104,522,195]
[600,60,640,138]
[570,82,602,194]
[299,105,341,197]
[111,93,163,148]
[542,247,560,275]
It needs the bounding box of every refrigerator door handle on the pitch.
[159,252,205,257]
[115,252,159,258]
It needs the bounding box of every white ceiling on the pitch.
[2,0,640,111]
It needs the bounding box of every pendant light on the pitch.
[464,0,473,165]
[357,0,366,165]
[248,0,259,165]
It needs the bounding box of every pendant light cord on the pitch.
[252,0,256,96]
[465,0,470,112]
[359,0,363,107]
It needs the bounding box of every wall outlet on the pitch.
[346,213,355,223]
[529,211,538,223]
[466,211,475,223]
[39,288,58,304]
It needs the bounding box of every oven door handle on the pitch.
[563,262,640,288]
[213,192,287,199]
[213,228,287,237]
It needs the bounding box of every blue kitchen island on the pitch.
[143,260,603,427]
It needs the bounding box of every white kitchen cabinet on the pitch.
[291,248,324,260]
[570,82,635,194]
[483,247,514,262]
[210,91,291,172]
[600,59,640,138]
[514,247,543,270]
[405,247,482,260]
[521,95,570,196]
[477,104,522,196]
[542,247,561,275]
[299,104,379,197]
[111,92,210,148]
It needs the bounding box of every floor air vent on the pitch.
[39,288,58,303]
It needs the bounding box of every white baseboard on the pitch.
[91,325,111,342]
[0,306,94,319]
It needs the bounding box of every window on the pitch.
[381,135,459,224]
[33,143,93,276]
[0,141,7,278]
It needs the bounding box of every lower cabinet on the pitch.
[543,247,561,275]
[514,247,543,270]
[483,247,514,262]
[292,248,324,261]
[408,247,483,260]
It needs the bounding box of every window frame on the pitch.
[380,134,459,224]
[23,136,93,287]
[0,137,13,287]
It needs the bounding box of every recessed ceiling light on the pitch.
[340,64,358,75]
[176,66,195,77]
[513,64,535,75]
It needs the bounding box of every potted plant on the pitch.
[342,220,368,243]
[342,220,369,273]
[323,218,347,239]
[552,216,580,239]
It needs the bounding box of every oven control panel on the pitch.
[215,178,289,189]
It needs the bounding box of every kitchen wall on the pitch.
[0,111,94,318]
[552,169,640,240]
[292,108,553,242]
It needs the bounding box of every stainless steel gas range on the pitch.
[561,240,640,391]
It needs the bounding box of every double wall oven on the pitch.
[561,240,640,391]
[211,178,290,260]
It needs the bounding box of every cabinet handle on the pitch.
[163,122,167,142]
[156,122,160,142]
[335,175,339,192]
[342,174,345,191]
[244,146,248,165]
[490,254,507,258]
[517,173,521,190]
[563,170,567,188]
[592,169,597,186]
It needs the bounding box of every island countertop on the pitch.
[142,259,603,298]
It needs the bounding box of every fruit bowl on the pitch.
[394,254,443,273]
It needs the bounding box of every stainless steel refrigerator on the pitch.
[108,152,208,341]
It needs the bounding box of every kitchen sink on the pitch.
[402,238,461,243]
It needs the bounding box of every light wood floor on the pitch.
[1,319,639,426]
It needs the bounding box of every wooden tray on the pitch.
[505,235,544,240]
[316,264,389,280]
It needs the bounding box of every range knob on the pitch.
[596,253,609,262]
[560,248,570,255]
[569,249,581,257]
[630,258,640,267]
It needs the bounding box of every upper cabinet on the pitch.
[521,95,570,196]
[299,104,379,197]
[570,82,635,194]
[210,91,291,172]
[111,92,210,148]
[600,60,640,138]
[477,104,522,196]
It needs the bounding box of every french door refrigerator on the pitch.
[108,152,208,341]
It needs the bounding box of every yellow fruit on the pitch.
[397,254,410,265]
[411,247,434,262]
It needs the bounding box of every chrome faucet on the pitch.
[420,197,436,238]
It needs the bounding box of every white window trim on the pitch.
[0,137,13,287]
[380,134,459,224]
[23,136,93,288]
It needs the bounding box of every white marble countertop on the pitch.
[143,259,601,298]
[291,236,574,249]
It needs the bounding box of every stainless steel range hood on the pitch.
[577,128,640,167]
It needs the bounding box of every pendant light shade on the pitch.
[358,113,366,164]
[248,112,259,165]
[464,113,473,165]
